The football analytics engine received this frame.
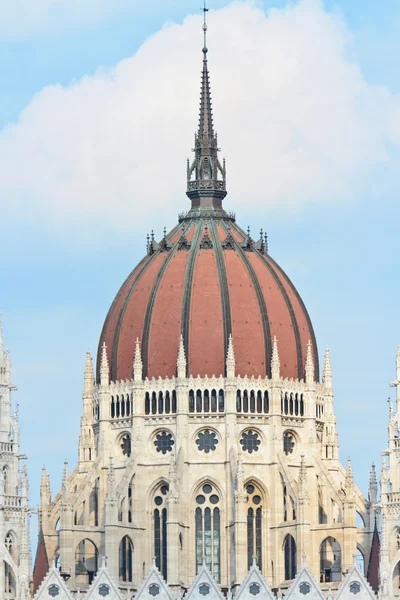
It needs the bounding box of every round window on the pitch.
[283,431,295,455]
[196,430,218,453]
[240,430,261,454]
[154,431,174,455]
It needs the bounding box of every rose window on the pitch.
[196,430,218,453]
[99,584,110,597]
[299,583,311,595]
[199,584,210,596]
[240,430,261,454]
[149,585,160,597]
[249,583,261,596]
[350,582,361,595]
[283,431,295,455]
[154,431,174,455]
[48,586,60,598]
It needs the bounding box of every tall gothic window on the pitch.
[75,539,98,586]
[195,483,221,583]
[154,484,169,581]
[119,536,134,582]
[284,535,296,581]
[320,537,342,582]
[246,484,262,570]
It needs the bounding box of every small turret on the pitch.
[133,338,143,381]
[40,466,52,506]
[226,334,235,379]
[100,342,109,386]
[271,336,280,381]
[368,462,378,504]
[177,334,187,379]
[322,347,332,388]
[84,350,94,394]
[305,340,314,384]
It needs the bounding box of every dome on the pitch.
[97,217,318,382]
[96,38,319,383]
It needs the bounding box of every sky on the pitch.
[1,0,400,551]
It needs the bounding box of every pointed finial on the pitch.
[84,350,94,392]
[177,334,187,379]
[346,456,354,487]
[133,338,143,381]
[370,462,377,486]
[322,346,332,388]
[305,340,314,383]
[202,0,209,57]
[41,466,51,504]
[264,232,268,254]
[271,336,280,380]
[100,342,109,386]
[163,227,167,238]
[62,459,69,492]
[226,334,235,378]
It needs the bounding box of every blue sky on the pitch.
[1,0,400,547]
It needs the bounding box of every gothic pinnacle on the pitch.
[226,334,235,378]
[133,338,143,381]
[271,336,280,380]
[299,454,307,488]
[346,456,354,486]
[100,342,109,386]
[177,334,187,379]
[106,456,116,501]
[322,346,332,388]
[305,340,314,383]
[84,350,94,392]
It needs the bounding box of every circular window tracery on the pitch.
[299,583,311,595]
[99,584,110,597]
[283,431,295,455]
[349,582,361,595]
[249,583,261,596]
[154,431,174,455]
[48,585,60,598]
[196,430,218,453]
[149,584,160,596]
[240,430,261,454]
[199,584,210,596]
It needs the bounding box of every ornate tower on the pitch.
[0,317,32,600]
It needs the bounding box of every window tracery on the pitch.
[284,534,297,580]
[195,483,221,582]
[154,483,169,580]
[246,483,263,570]
[119,535,134,582]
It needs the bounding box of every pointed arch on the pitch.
[119,535,134,582]
[151,481,169,581]
[245,482,263,571]
[75,538,98,586]
[194,480,221,583]
[320,536,342,582]
[283,534,296,581]
[3,559,17,597]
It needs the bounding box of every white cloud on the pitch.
[1,0,399,241]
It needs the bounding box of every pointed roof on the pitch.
[271,335,280,380]
[305,340,314,383]
[367,519,380,591]
[100,342,109,385]
[336,562,376,600]
[135,560,173,600]
[185,559,224,600]
[199,8,213,139]
[322,346,332,387]
[285,562,325,600]
[85,558,122,600]
[84,350,94,392]
[33,561,70,600]
[33,527,50,593]
[235,557,275,600]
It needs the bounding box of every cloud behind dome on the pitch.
[0,0,399,241]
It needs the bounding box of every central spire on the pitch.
[186,1,227,212]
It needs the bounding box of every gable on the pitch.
[85,563,122,600]
[335,565,376,600]
[135,561,173,600]
[236,560,275,600]
[185,562,224,600]
[285,566,325,600]
[33,567,72,600]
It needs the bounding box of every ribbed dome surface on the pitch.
[97,217,319,382]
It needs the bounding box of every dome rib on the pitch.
[180,221,203,377]
[209,220,232,360]
[220,220,272,378]
[256,251,303,380]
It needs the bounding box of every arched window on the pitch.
[5,532,14,557]
[284,535,296,580]
[320,537,342,582]
[195,483,221,583]
[128,477,134,523]
[88,479,99,527]
[119,536,134,582]
[75,539,98,585]
[189,390,195,413]
[356,547,365,575]
[4,561,16,596]
[246,483,263,570]
[281,474,288,522]
[154,483,169,581]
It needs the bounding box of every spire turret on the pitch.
[305,340,314,383]
[84,350,94,393]
[322,346,332,388]
[186,2,227,212]
[100,342,109,386]
[133,338,143,381]
[271,336,280,381]
[177,334,187,379]
[226,334,235,378]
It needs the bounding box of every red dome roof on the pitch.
[97,218,319,382]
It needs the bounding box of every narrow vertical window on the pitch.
[246,483,263,570]
[195,484,221,582]
[154,484,169,581]
[119,536,133,582]
[284,535,296,580]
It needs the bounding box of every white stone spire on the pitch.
[322,346,332,388]
[226,334,235,378]
[368,462,378,504]
[390,345,400,405]
[305,340,314,383]
[84,350,94,393]
[100,342,109,386]
[133,338,143,381]
[177,334,187,379]
[271,335,280,380]
[40,465,52,505]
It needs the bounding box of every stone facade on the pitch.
[0,318,32,600]
[34,337,372,595]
